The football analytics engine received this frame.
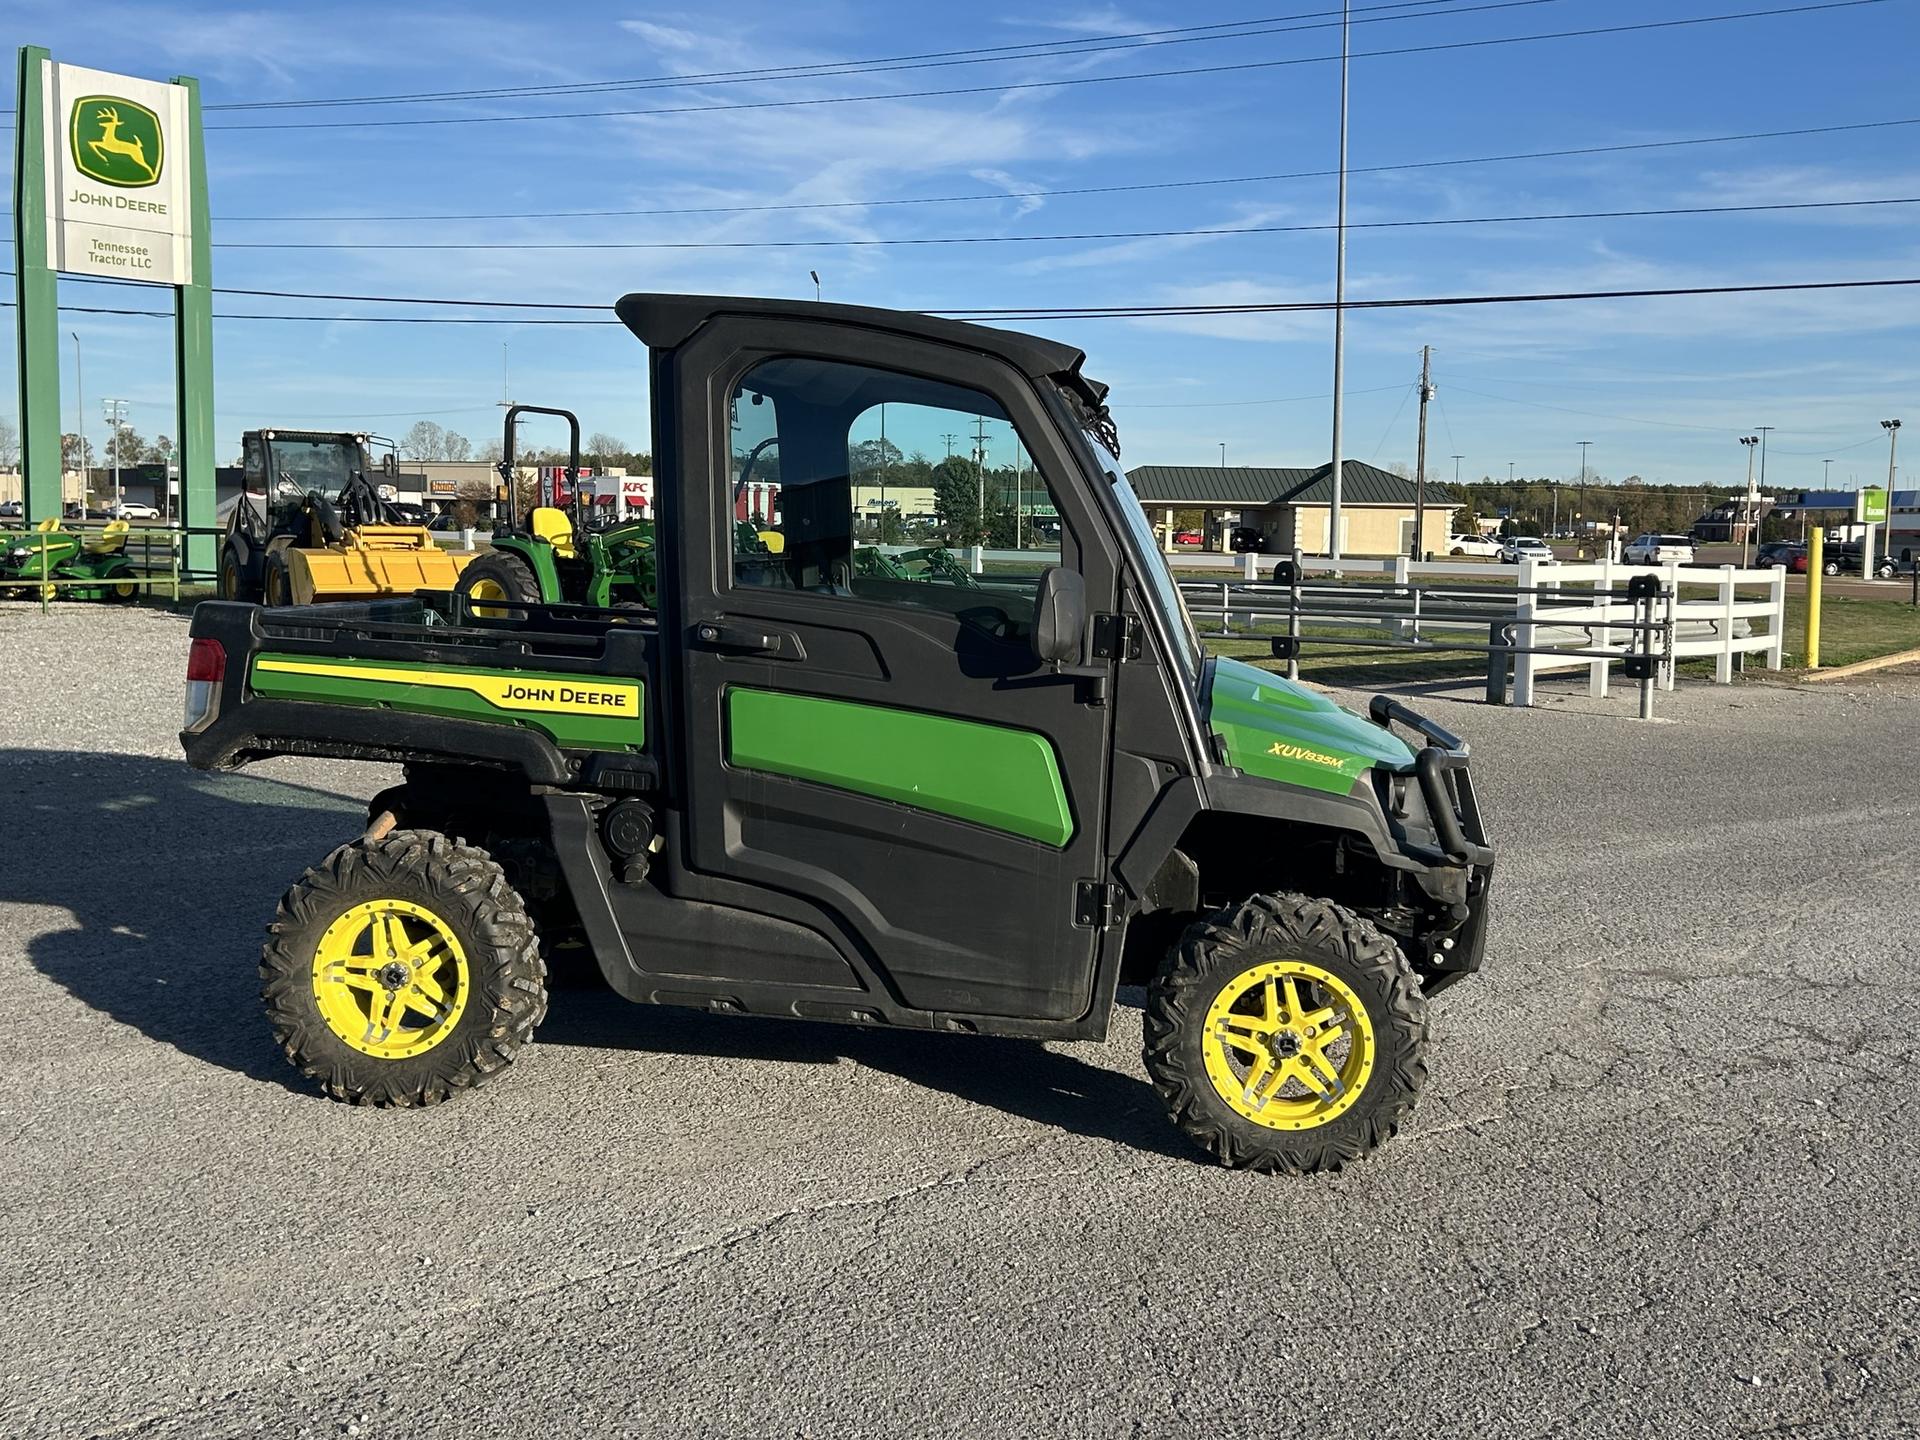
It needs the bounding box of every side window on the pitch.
[243,435,265,491]
[726,356,1067,638]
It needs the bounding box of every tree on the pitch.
[850,436,904,479]
[141,434,175,466]
[0,418,19,471]
[586,432,627,469]
[400,420,473,462]
[930,455,981,544]
[106,426,145,470]
[61,433,96,471]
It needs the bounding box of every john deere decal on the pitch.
[70,95,163,189]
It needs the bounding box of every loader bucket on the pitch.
[289,527,478,603]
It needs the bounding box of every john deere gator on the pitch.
[181,293,1494,1174]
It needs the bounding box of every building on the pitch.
[1126,461,1458,557]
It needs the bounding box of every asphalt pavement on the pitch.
[1,604,1915,1439]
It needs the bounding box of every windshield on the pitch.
[1078,427,1204,684]
[269,439,362,498]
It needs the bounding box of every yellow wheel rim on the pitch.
[310,899,471,1059]
[1201,959,1375,1131]
[468,577,510,619]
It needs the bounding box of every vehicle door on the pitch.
[664,316,1120,1021]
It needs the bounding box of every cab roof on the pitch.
[614,293,1108,408]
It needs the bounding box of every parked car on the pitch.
[0,500,21,519]
[1497,536,1559,565]
[1623,533,1696,565]
[1821,540,1900,579]
[387,501,430,525]
[111,502,160,520]
[1447,533,1501,558]
[1755,541,1808,574]
[1228,525,1263,553]
[1173,529,1203,546]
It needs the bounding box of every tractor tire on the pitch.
[219,545,256,602]
[1143,892,1428,1174]
[455,551,543,616]
[102,568,139,604]
[262,551,295,608]
[261,830,547,1107]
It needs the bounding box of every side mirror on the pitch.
[1032,566,1087,665]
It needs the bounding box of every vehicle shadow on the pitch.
[7,750,1188,1158]
[539,995,1191,1162]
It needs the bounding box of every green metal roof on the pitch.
[1126,462,1455,508]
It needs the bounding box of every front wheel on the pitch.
[262,551,294,607]
[1144,893,1429,1173]
[260,830,547,1106]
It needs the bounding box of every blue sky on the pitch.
[5,0,1918,492]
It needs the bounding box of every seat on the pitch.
[85,520,130,554]
[530,507,576,559]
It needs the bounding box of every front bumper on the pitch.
[1367,695,1495,992]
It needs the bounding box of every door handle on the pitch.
[691,622,804,660]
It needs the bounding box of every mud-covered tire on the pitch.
[455,550,543,613]
[260,830,547,1106]
[1143,892,1428,1174]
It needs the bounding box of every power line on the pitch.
[202,1,1516,111]
[191,116,1920,223]
[10,275,1918,324]
[1117,383,1411,409]
[207,194,1920,251]
[202,3,1892,132]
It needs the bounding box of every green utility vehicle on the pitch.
[181,294,1493,1173]
[452,405,660,612]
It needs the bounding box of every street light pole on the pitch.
[1327,0,1351,563]
[1739,435,1760,565]
[102,398,130,512]
[71,332,87,509]
[1878,419,1901,579]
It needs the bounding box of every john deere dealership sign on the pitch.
[43,62,194,283]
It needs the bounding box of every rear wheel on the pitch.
[261,830,546,1106]
[1144,892,1428,1173]
[455,550,543,617]
[102,568,139,603]
[218,545,255,602]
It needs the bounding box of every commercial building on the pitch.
[1126,461,1458,556]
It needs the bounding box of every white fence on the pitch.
[1175,555,1787,707]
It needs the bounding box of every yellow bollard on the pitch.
[1805,530,1823,670]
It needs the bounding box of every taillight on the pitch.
[184,638,226,731]
[186,637,226,683]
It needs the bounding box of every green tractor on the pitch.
[453,405,659,613]
[0,518,141,602]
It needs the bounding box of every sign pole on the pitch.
[170,72,215,573]
[13,47,62,524]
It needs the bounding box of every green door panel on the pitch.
[250,653,644,751]
[1206,656,1414,795]
[725,688,1074,847]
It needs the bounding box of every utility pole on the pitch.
[942,432,957,460]
[1327,0,1351,563]
[973,414,990,544]
[1410,345,1433,560]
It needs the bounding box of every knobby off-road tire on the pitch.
[262,551,294,608]
[261,830,547,1107]
[1144,892,1429,1174]
[455,551,543,615]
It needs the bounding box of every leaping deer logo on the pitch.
[70,96,164,188]
[88,106,156,181]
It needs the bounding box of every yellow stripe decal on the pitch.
[253,657,640,718]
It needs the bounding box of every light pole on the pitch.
[1219,442,1226,469]
[102,398,130,512]
[71,332,87,508]
[809,270,821,302]
[1878,419,1901,578]
[1739,436,1760,565]
[1327,0,1351,563]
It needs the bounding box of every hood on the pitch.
[1205,656,1414,796]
